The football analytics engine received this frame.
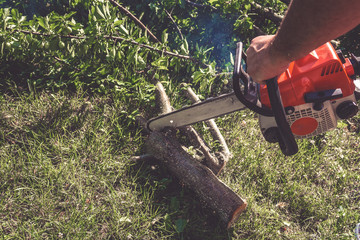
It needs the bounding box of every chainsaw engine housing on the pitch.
[259,43,358,141]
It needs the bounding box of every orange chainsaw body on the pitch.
[258,42,358,140]
[260,42,355,108]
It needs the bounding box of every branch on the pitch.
[165,9,184,40]
[252,2,283,25]
[10,29,199,63]
[141,75,247,227]
[252,24,266,37]
[184,0,217,11]
[53,55,80,71]
[180,125,224,174]
[108,0,160,43]
[155,81,172,115]
[153,81,224,175]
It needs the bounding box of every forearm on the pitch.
[272,0,360,62]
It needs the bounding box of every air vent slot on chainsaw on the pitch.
[321,62,342,76]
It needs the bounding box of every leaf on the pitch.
[0,42,4,56]
[151,57,168,70]
[162,30,168,43]
[230,52,234,65]
[283,221,291,227]
[114,20,122,26]
[58,41,65,49]
[38,18,46,30]
[137,55,146,68]
[96,5,105,19]
[175,219,187,233]
[118,25,129,35]
[192,71,203,83]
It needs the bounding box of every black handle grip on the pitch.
[233,42,273,117]
[266,78,298,156]
[233,41,298,155]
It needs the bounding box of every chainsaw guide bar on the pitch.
[147,91,246,131]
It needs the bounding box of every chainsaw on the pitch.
[147,42,360,156]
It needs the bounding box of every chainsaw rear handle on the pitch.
[233,42,298,156]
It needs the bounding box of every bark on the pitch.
[145,130,247,228]
[155,82,172,114]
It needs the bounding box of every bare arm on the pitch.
[246,0,360,84]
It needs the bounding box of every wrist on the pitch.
[268,36,293,68]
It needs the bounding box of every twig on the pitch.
[252,2,283,25]
[253,24,266,36]
[184,0,217,11]
[108,0,160,43]
[165,9,184,40]
[53,55,80,71]
[104,36,192,61]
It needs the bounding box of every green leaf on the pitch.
[151,57,168,70]
[118,25,129,35]
[175,219,187,233]
[180,39,189,54]
[38,18,46,29]
[114,20,122,26]
[162,30,168,43]
[96,5,105,19]
[192,71,204,83]
[1,42,4,56]
[58,41,65,49]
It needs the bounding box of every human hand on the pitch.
[245,35,291,85]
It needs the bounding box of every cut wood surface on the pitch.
[145,130,247,228]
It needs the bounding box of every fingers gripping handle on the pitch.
[233,42,273,117]
[233,41,298,155]
[266,78,298,156]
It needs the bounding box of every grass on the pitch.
[0,87,359,239]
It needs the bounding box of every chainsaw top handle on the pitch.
[233,42,298,156]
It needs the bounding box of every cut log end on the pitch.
[227,200,247,229]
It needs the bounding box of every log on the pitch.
[145,130,247,228]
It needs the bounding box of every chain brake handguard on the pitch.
[233,42,298,156]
